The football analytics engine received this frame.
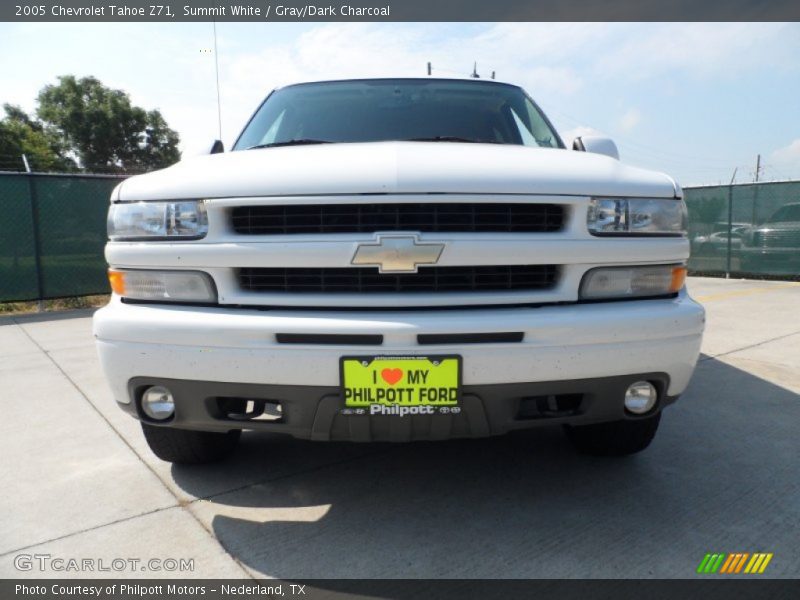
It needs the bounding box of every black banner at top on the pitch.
[2,0,799,22]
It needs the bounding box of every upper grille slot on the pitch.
[231,203,565,235]
[239,265,558,294]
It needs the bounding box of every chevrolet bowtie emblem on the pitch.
[351,234,445,273]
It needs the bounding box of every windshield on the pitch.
[768,204,800,223]
[233,79,563,150]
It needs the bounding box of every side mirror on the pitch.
[207,139,225,155]
[573,136,619,160]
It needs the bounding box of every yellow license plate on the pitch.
[341,356,461,412]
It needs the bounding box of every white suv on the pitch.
[94,78,705,464]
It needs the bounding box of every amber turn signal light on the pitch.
[108,269,126,295]
[670,266,687,293]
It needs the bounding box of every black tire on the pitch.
[141,423,241,464]
[564,413,661,456]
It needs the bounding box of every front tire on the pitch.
[141,423,241,464]
[564,413,661,456]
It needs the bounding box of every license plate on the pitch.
[340,355,461,415]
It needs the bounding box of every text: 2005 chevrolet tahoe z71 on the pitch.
[94,78,705,463]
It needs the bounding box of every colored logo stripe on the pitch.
[698,553,773,574]
[697,553,727,573]
[696,554,713,573]
[744,553,774,574]
[720,553,749,573]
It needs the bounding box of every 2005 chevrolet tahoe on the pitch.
[94,78,705,463]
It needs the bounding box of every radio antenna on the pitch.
[213,20,223,141]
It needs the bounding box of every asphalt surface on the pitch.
[1,277,798,579]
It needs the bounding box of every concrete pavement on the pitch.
[1,277,798,579]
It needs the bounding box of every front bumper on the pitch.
[94,291,704,439]
[119,373,677,441]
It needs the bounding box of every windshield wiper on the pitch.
[403,136,502,144]
[246,139,333,150]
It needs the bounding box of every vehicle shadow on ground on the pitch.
[170,355,800,579]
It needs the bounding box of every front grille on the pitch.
[231,203,565,235]
[239,265,558,294]
[753,230,800,248]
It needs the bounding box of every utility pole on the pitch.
[24,165,45,311]
[752,154,761,227]
[726,168,736,278]
[212,20,223,142]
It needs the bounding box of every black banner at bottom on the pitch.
[4,579,800,600]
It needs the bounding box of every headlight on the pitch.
[107,201,207,240]
[108,269,217,303]
[587,198,687,235]
[580,265,686,300]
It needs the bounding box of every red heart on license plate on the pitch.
[381,368,403,385]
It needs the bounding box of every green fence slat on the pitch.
[1,173,799,304]
[686,181,800,278]
[35,175,116,298]
[0,173,122,303]
[0,174,38,301]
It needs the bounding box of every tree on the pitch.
[0,104,76,172]
[36,75,180,173]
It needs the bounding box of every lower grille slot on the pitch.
[239,265,558,294]
[276,333,383,345]
[417,332,524,345]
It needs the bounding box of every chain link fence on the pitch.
[0,172,124,302]
[685,181,800,278]
[2,174,799,304]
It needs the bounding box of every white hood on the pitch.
[117,142,679,201]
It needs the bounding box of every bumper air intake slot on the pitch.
[417,332,524,345]
[516,394,584,420]
[216,398,283,422]
[275,333,383,345]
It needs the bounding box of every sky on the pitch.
[1,22,798,186]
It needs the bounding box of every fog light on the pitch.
[624,381,657,415]
[141,386,175,421]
